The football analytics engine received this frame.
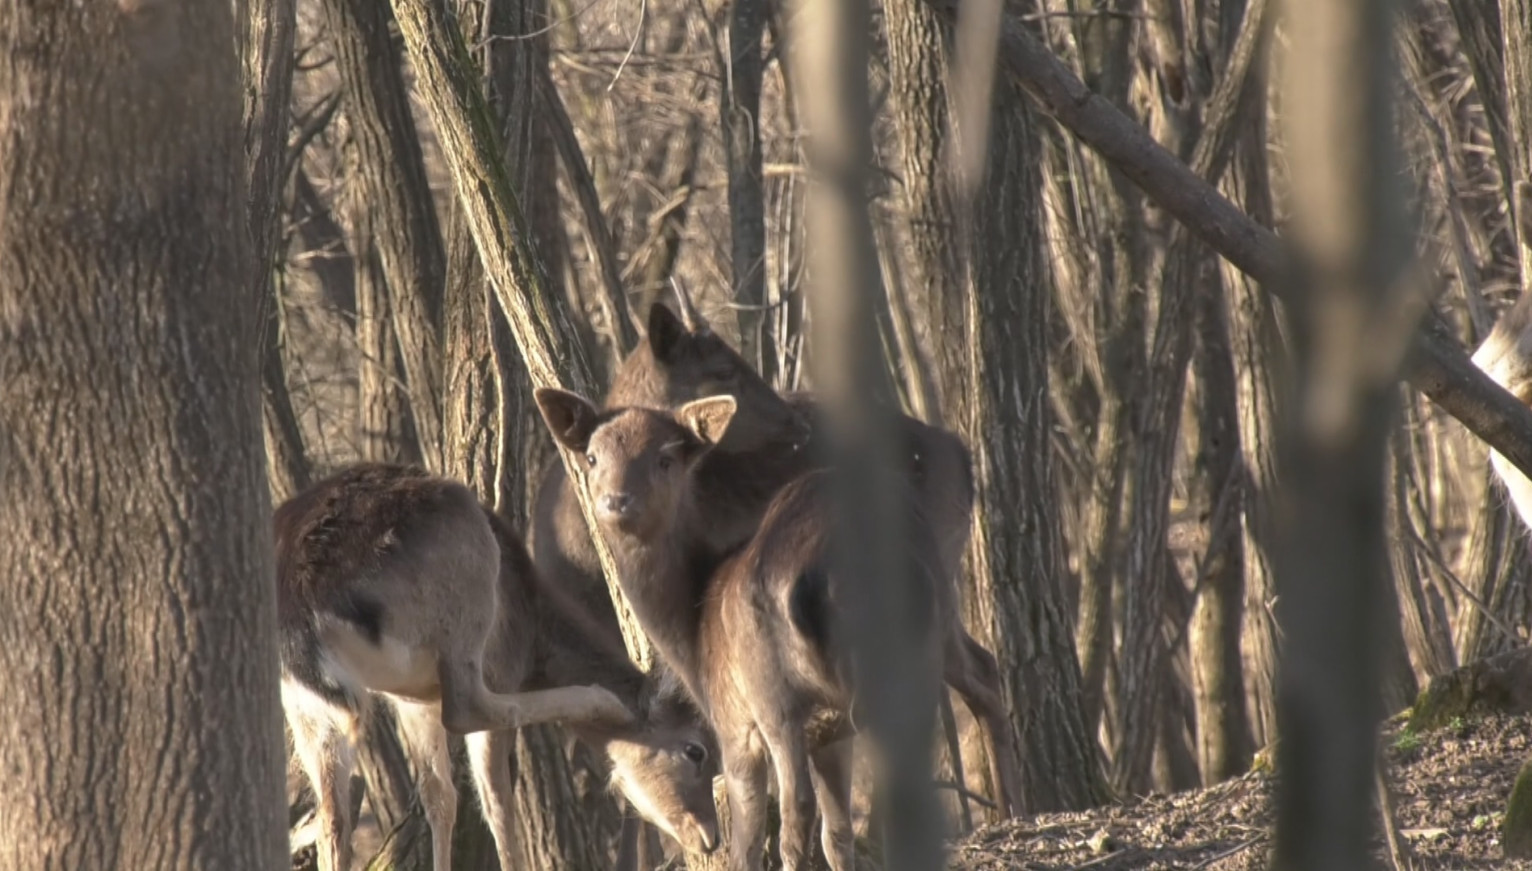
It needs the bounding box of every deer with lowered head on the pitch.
[277,463,720,871]
[533,388,1004,871]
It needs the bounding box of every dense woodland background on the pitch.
[265,0,1532,865]
[6,0,1532,869]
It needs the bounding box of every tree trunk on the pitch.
[355,233,422,465]
[439,0,616,865]
[1270,0,1414,866]
[723,0,770,372]
[1190,259,1255,785]
[242,0,305,506]
[882,0,1106,814]
[790,0,946,866]
[1220,116,1283,752]
[915,0,1532,482]
[964,81,1110,813]
[0,3,286,868]
[321,0,447,470]
[391,0,655,683]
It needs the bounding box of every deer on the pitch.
[1472,290,1532,530]
[533,388,1018,871]
[277,463,721,871]
[531,287,1023,819]
[529,293,813,625]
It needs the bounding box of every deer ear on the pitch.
[676,396,737,449]
[648,303,687,362]
[535,388,601,453]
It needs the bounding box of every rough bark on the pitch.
[1269,0,1414,867]
[881,0,1105,814]
[0,3,286,868]
[1114,0,1265,794]
[1388,415,1458,685]
[321,0,447,469]
[1043,0,1145,744]
[391,0,656,680]
[262,285,314,504]
[1457,466,1532,661]
[354,232,421,465]
[1190,258,1255,785]
[963,82,1110,814]
[439,0,615,865]
[881,0,1010,825]
[241,0,308,506]
[723,0,770,371]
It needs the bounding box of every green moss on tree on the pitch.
[1503,755,1532,858]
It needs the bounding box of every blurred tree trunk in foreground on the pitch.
[1271,0,1416,868]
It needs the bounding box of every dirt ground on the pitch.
[948,714,1532,871]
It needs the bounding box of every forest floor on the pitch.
[946,713,1532,871]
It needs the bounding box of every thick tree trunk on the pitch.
[1270,0,1414,867]
[963,83,1110,813]
[321,0,447,470]
[791,0,946,866]
[0,3,286,868]
[882,0,1105,814]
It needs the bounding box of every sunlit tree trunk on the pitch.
[440,0,613,866]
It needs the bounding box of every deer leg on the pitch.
[464,729,522,871]
[285,686,357,871]
[809,740,856,871]
[722,741,770,871]
[763,725,818,871]
[946,632,1022,817]
[438,654,630,734]
[394,702,459,871]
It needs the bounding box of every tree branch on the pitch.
[917,0,1532,481]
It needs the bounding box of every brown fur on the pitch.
[529,302,811,631]
[277,463,720,871]
[535,391,1021,871]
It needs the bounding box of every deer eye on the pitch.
[586,453,598,468]
[683,742,708,764]
[657,455,674,472]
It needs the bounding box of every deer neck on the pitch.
[603,513,713,702]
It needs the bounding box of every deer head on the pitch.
[536,388,737,541]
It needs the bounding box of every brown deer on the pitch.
[529,297,812,623]
[533,389,1019,871]
[533,291,1020,816]
[1473,291,1532,530]
[277,463,720,871]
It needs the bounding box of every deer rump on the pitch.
[274,463,721,871]
[719,470,943,722]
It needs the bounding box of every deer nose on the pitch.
[601,492,634,516]
[695,819,720,853]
